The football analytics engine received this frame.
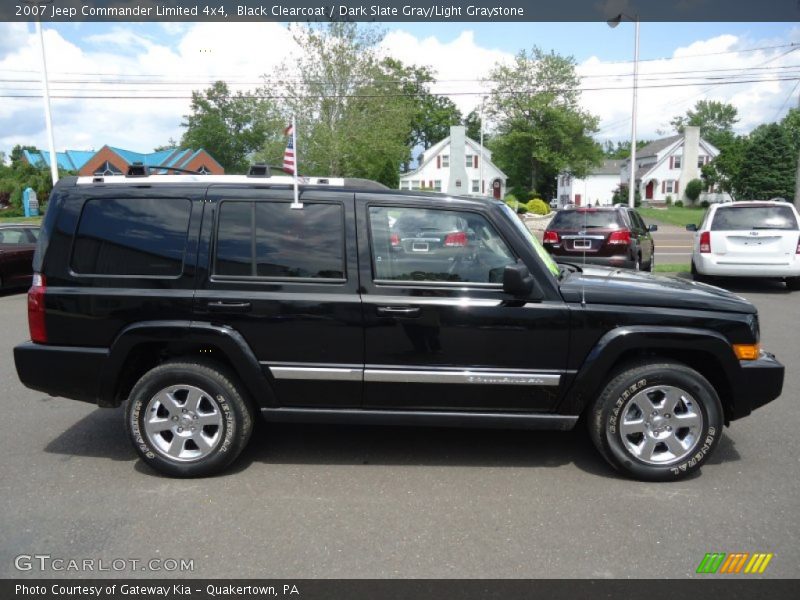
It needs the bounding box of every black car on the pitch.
[543,205,657,271]
[14,172,784,481]
[0,224,39,290]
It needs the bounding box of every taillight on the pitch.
[543,231,559,244]
[699,231,711,253]
[390,233,400,247]
[608,230,631,245]
[28,273,47,344]
[444,232,468,247]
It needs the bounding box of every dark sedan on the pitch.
[0,224,39,290]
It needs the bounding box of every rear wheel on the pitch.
[126,361,254,477]
[786,277,800,291]
[589,361,723,481]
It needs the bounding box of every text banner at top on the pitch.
[3,0,800,23]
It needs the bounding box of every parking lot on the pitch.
[0,279,797,579]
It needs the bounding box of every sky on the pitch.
[1,20,799,160]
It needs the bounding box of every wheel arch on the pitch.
[100,320,276,409]
[559,326,739,425]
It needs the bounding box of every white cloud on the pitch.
[1,23,798,159]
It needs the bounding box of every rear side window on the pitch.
[71,198,192,277]
[550,210,623,229]
[711,206,799,231]
[214,201,345,280]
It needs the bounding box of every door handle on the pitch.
[376,306,421,317]
[207,301,252,313]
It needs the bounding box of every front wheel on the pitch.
[589,361,723,481]
[126,361,254,477]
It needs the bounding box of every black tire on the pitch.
[645,252,654,272]
[589,361,723,481]
[786,277,800,291]
[690,260,706,281]
[126,361,254,477]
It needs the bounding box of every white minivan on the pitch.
[687,201,800,289]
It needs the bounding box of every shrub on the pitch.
[700,200,710,208]
[685,178,703,204]
[674,200,684,208]
[527,199,550,215]
[665,195,673,206]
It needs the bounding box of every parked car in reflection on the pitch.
[542,205,657,271]
[0,224,39,290]
[687,200,800,289]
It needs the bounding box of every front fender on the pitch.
[557,326,740,415]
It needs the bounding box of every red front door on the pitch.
[574,194,582,206]
[492,179,501,199]
[646,181,654,200]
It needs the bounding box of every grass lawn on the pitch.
[654,263,690,273]
[0,215,43,224]
[638,206,706,228]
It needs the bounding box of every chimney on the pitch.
[447,125,468,195]
[678,126,701,203]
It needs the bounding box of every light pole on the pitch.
[608,13,639,208]
[36,19,59,186]
[479,96,486,196]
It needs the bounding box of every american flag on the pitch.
[282,123,295,174]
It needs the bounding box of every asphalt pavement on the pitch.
[0,281,798,579]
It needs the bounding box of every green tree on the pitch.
[670,100,739,148]
[735,123,795,200]
[603,139,651,159]
[181,81,277,173]
[485,47,602,199]
[9,144,37,166]
[464,109,485,143]
[153,138,179,153]
[265,23,416,187]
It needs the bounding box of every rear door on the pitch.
[357,196,570,413]
[195,186,362,408]
[709,204,799,265]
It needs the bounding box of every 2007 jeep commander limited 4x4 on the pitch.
[15,172,784,480]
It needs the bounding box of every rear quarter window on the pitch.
[70,197,192,277]
[710,205,799,231]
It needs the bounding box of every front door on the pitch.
[646,181,654,200]
[492,179,502,199]
[195,186,363,408]
[357,197,569,413]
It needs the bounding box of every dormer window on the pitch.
[196,165,210,175]
[93,161,122,176]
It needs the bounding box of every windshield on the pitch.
[500,204,560,277]
[711,205,798,231]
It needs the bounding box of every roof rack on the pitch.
[126,162,201,177]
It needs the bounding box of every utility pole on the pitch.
[795,95,800,208]
[36,20,58,185]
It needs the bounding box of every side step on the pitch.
[260,408,578,431]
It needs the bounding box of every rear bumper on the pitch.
[14,341,108,405]
[695,254,800,278]
[729,350,784,420]
[554,254,636,269]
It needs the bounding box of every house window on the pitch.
[433,180,442,192]
[673,156,682,169]
[411,180,421,190]
[93,161,122,176]
[466,155,473,168]
[196,165,210,175]
[471,180,480,193]
[400,181,410,190]
[665,180,676,194]
[441,155,449,168]
[697,156,706,168]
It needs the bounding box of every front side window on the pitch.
[369,206,515,285]
[214,201,345,280]
[71,197,191,277]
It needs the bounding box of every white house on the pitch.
[556,159,624,207]
[620,126,729,204]
[398,125,508,198]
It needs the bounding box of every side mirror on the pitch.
[685,224,697,232]
[503,262,541,299]
[648,224,658,232]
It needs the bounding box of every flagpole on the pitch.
[290,115,302,209]
[36,20,58,186]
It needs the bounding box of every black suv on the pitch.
[543,205,657,271]
[15,173,784,480]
